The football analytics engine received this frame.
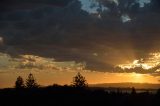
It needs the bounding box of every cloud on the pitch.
[121,14,132,23]
[0,0,73,6]
[109,0,119,5]
[0,53,86,72]
[136,0,151,8]
[115,53,160,76]
[1,52,160,88]
[0,0,160,72]
[78,0,108,14]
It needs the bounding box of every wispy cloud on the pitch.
[0,53,86,72]
[121,14,132,23]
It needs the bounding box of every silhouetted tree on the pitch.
[72,72,88,88]
[15,76,25,89]
[26,73,38,88]
[131,87,136,94]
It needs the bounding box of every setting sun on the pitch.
[131,73,144,83]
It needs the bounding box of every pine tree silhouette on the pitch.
[26,73,38,88]
[72,72,88,88]
[15,76,25,89]
[131,87,136,94]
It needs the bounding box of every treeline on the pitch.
[14,72,160,95]
[0,82,160,106]
[0,72,160,106]
[15,72,88,89]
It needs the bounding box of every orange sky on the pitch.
[0,53,160,88]
[0,69,159,88]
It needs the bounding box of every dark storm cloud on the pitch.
[0,0,72,6]
[0,0,160,72]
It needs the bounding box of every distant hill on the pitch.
[90,83,160,89]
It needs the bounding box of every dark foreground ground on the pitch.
[0,86,160,106]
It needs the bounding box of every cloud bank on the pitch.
[0,0,160,73]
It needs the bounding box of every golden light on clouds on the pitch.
[117,53,160,71]
[0,53,160,88]
[118,59,153,70]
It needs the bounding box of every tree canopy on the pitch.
[26,73,38,88]
[15,76,25,89]
[72,72,88,88]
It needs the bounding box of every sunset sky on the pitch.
[0,0,160,88]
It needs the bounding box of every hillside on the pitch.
[90,83,160,89]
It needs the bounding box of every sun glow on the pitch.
[131,73,144,83]
[0,53,160,88]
